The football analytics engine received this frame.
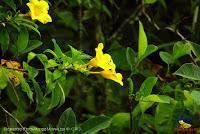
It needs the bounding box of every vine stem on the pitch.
[0,104,28,134]
[127,77,134,134]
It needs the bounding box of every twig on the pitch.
[0,104,29,134]
[108,4,143,42]
[142,9,185,40]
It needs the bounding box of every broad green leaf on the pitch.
[32,79,43,111]
[2,0,16,12]
[14,71,33,101]
[144,0,157,4]
[78,116,111,134]
[16,27,29,53]
[46,59,59,68]
[23,62,38,79]
[0,67,8,90]
[48,86,60,109]
[155,103,176,134]
[175,63,200,80]
[57,81,66,107]
[21,40,42,54]
[0,27,9,54]
[172,42,192,60]
[27,52,37,63]
[160,51,174,64]
[191,91,200,105]
[139,77,157,97]
[52,39,65,58]
[126,47,136,70]
[140,94,172,104]
[109,113,129,134]
[190,41,200,57]
[138,45,158,63]
[138,21,148,59]
[57,108,76,134]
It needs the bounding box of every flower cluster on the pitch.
[89,43,123,86]
[26,0,52,24]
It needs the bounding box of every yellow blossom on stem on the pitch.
[89,43,123,86]
[89,43,116,70]
[26,0,52,24]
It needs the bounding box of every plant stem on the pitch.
[0,104,28,134]
[127,78,134,133]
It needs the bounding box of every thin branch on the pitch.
[0,104,28,134]
[108,4,143,42]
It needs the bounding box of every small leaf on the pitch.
[16,27,29,53]
[126,47,136,70]
[52,39,65,58]
[21,40,42,54]
[138,45,158,63]
[23,62,38,79]
[139,77,157,97]
[57,107,76,134]
[175,63,200,80]
[78,116,111,134]
[0,27,9,54]
[155,103,176,134]
[27,52,37,63]
[144,0,157,4]
[141,94,172,104]
[0,67,8,90]
[138,21,148,59]
[160,51,174,64]
[172,42,192,60]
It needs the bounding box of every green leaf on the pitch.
[78,116,111,134]
[0,67,8,90]
[138,21,148,59]
[159,51,174,64]
[155,103,176,134]
[16,27,29,53]
[126,47,136,70]
[144,0,157,4]
[175,63,200,80]
[0,27,9,54]
[14,71,33,101]
[23,62,38,79]
[138,45,158,63]
[32,79,44,111]
[139,77,157,97]
[140,94,172,104]
[2,0,16,12]
[21,40,42,54]
[191,91,200,105]
[109,113,129,134]
[52,39,65,58]
[48,86,60,109]
[172,41,192,60]
[57,108,76,134]
[27,52,37,63]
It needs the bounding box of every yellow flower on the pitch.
[27,0,52,24]
[100,69,123,86]
[179,120,191,128]
[89,43,116,70]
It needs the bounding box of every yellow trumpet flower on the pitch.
[89,43,116,70]
[89,43,123,86]
[90,69,123,86]
[27,0,52,24]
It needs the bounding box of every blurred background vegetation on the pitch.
[1,0,200,134]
